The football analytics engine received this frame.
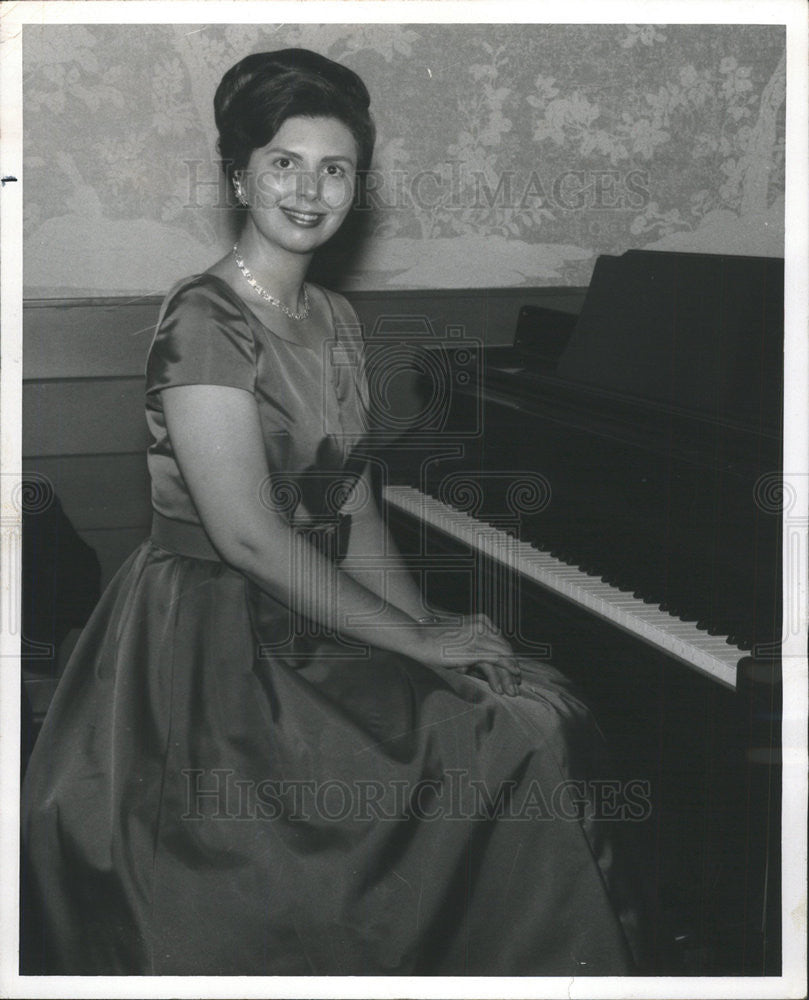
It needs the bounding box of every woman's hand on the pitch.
[419,613,522,696]
[467,660,522,697]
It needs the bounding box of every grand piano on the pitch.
[365,250,783,975]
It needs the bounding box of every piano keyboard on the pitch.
[383,484,741,689]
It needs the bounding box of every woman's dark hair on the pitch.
[214,48,376,185]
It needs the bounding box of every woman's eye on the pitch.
[274,157,293,169]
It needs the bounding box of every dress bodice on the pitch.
[144,274,370,525]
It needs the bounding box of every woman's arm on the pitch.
[161,384,521,693]
[338,463,437,623]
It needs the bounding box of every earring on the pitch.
[233,181,248,207]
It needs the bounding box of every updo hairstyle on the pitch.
[214,48,376,187]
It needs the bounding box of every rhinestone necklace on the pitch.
[232,244,311,321]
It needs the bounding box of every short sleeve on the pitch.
[145,278,257,396]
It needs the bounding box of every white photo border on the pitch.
[1,2,806,998]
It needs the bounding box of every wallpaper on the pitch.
[23,23,785,296]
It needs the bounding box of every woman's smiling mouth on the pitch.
[281,207,325,227]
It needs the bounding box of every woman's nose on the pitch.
[296,170,320,201]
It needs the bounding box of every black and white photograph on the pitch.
[1,1,806,996]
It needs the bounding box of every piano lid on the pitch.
[554,250,784,434]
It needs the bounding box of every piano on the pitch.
[364,250,783,975]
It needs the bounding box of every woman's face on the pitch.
[239,115,358,256]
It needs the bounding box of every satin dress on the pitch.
[21,274,640,976]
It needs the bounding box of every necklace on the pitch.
[232,244,310,321]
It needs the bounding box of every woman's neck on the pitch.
[235,225,312,305]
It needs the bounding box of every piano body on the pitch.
[366,250,783,975]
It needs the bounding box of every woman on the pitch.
[22,48,640,976]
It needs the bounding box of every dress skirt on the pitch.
[21,526,641,976]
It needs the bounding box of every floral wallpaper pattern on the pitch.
[23,23,785,295]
